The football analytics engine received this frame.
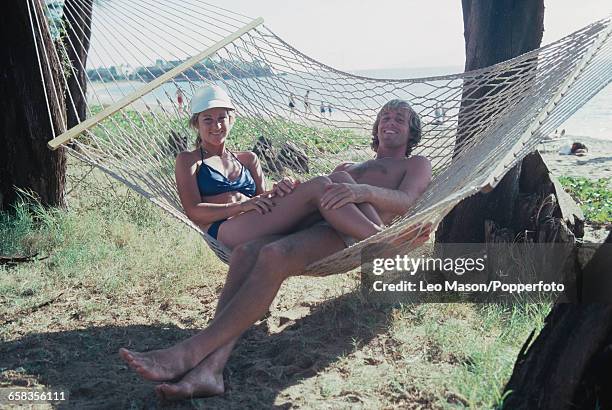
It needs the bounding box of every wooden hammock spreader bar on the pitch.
[48,17,264,150]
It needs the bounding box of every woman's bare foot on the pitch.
[119,347,195,382]
[155,360,224,401]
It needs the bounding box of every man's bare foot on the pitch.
[155,360,224,401]
[119,347,194,382]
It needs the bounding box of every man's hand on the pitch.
[270,176,299,197]
[320,183,367,209]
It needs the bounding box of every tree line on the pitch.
[87,58,274,83]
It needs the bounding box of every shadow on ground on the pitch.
[0,291,392,409]
[576,155,612,165]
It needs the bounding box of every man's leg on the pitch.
[160,236,282,398]
[120,224,346,384]
[120,236,277,387]
[195,172,372,381]
[155,224,347,400]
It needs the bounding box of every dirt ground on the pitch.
[1,272,442,409]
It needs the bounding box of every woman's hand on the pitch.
[239,195,276,214]
[270,177,299,197]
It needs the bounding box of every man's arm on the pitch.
[321,156,432,217]
[328,169,384,226]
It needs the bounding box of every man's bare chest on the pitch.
[346,160,405,189]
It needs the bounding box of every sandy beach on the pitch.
[539,135,612,180]
[538,135,612,243]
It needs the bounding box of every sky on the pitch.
[80,1,610,139]
[86,0,611,72]
[210,0,611,71]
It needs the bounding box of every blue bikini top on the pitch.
[197,148,257,198]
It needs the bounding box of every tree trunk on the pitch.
[502,232,612,409]
[64,0,93,129]
[0,0,67,209]
[436,0,545,243]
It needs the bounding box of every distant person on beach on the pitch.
[119,96,432,401]
[327,103,333,117]
[304,90,310,113]
[288,93,296,116]
[558,141,588,156]
[176,88,184,115]
[433,103,445,125]
[570,142,588,156]
[320,101,326,115]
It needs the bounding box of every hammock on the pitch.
[29,0,612,275]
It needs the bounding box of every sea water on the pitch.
[552,84,611,142]
[355,66,611,142]
[88,65,610,141]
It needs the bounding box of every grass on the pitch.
[88,106,368,153]
[0,167,222,327]
[0,160,553,408]
[231,116,370,154]
[84,106,371,182]
[559,176,612,225]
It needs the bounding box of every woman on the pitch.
[175,85,383,249]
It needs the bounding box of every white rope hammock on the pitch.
[30,0,612,275]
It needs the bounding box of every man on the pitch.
[120,99,433,400]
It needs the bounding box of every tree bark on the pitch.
[0,0,67,209]
[436,0,545,243]
[502,233,612,409]
[64,0,93,129]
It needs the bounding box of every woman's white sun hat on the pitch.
[190,85,235,115]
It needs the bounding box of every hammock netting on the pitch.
[30,0,612,275]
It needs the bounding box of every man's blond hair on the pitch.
[371,99,422,156]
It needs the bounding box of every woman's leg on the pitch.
[218,176,380,249]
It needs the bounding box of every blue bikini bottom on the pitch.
[207,219,227,240]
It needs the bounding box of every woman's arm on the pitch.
[175,152,273,225]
